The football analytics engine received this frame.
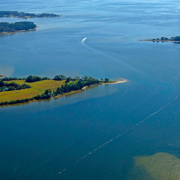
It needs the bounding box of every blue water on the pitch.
[1,0,180,179]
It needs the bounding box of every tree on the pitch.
[53,75,66,81]
[26,75,41,82]
[65,77,71,83]
[0,81,5,87]
[104,78,109,83]
[0,22,37,34]
[44,89,49,95]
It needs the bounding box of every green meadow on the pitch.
[0,80,65,102]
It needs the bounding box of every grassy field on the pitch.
[0,80,65,102]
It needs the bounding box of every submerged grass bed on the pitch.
[0,80,65,102]
[128,152,180,180]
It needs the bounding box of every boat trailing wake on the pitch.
[81,37,87,44]
[80,37,150,77]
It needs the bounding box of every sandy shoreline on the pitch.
[102,79,127,85]
[0,79,127,107]
[53,80,127,98]
[82,86,88,90]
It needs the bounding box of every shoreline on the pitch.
[48,80,127,98]
[102,79,127,85]
[0,79,127,107]
[140,39,180,43]
[0,27,37,36]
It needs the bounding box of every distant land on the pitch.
[0,21,37,35]
[0,11,62,36]
[0,75,126,106]
[141,36,180,42]
[0,11,61,19]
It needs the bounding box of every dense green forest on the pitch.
[1,77,25,81]
[53,76,101,96]
[0,11,61,18]
[0,22,37,34]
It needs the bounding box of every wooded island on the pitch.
[0,11,62,36]
[0,22,37,35]
[141,36,180,42]
[0,11,61,19]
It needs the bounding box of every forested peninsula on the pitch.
[0,11,61,19]
[0,22,37,35]
[141,36,180,42]
[0,75,126,106]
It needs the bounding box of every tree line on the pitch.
[0,11,61,18]
[0,81,31,92]
[0,88,51,106]
[25,76,49,82]
[152,36,180,42]
[0,22,37,34]
[0,92,50,106]
[53,76,101,96]
[0,21,37,32]
[1,77,25,81]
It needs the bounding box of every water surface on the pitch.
[1,0,180,179]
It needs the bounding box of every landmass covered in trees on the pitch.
[141,36,180,42]
[0,22,37,35]
[0,11,61,19]
[0,75,112,106]
[0,11,61,36]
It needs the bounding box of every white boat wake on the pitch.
[81,37,87,44]
[80,37,150,77]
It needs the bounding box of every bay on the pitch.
[1,0,180,179]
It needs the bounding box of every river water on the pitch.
[1,0,180,179]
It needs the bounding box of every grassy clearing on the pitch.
[0,80,65,102]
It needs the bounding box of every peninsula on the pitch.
[0,75,126,106]
[141,36,180,42]
[0,22,37,36]
[0,11,61,19]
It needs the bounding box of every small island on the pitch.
[0,75,126,106]
[141,36,180,43]
[0,21,37,35]
[0,11,61,19]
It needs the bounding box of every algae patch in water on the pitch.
[128,152,180,180]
